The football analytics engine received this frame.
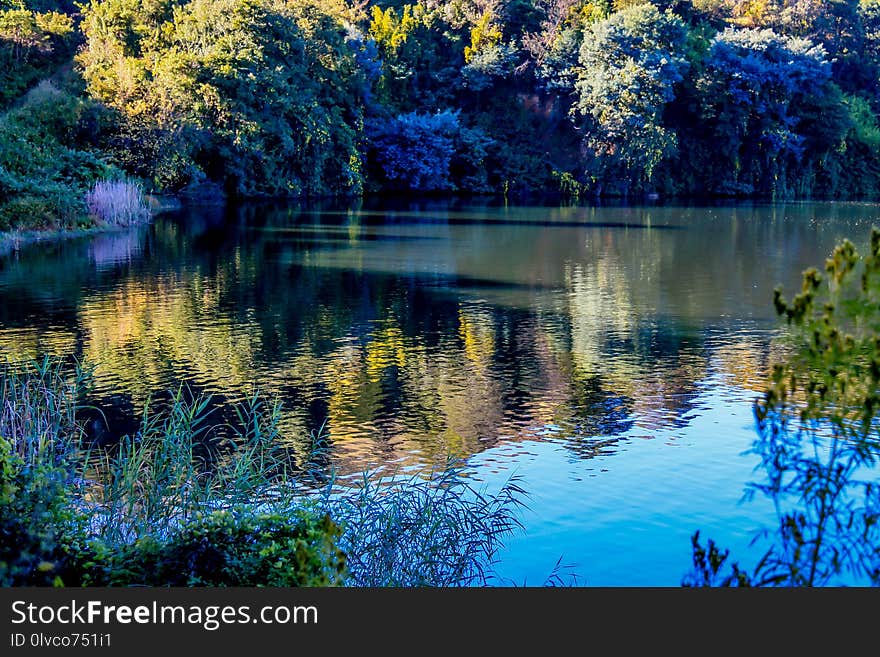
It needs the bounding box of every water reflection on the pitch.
[0,199,876,476]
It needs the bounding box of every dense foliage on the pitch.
[100,510,346,586]
[2,0,880,230]
[0,80,127,232]
[0,412,93,586]
[572,4,689,194]
[77,0,369,197]
[0,0,74,106]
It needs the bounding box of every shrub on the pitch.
[366,110,492,192]
[0,438,101,586]
[0,191,85,232]
[0,83,122,231]
[101,509,345,586]
[1,359,529,587]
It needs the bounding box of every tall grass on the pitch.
[0,356,86,466]
[1,359,529,586]
[320,467,527,587]
[84,179,151,226]
[86,388,310,544]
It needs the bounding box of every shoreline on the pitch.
[4,193,880,258]
[0,194,181,257]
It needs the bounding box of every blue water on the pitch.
[478,380,773,585]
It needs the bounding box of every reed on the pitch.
[1,358,529,586]
[88,387,306,544]
[84,179,151,227]
[319,466,527,587]
[0,356,86,466]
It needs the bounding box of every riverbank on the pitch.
[0,194,180,257]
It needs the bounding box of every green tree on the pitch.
[78,0,369,196]
[572,3,689,194]
[691,27,843,197]
[0,5,73,105]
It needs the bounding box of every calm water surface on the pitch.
[2,199,878,585]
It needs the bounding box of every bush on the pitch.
[366,110,492,192]
[100,509,345,586]
[0,438,345,587]
[0,191,85,232]
[0,364,346,587]
[0,438,86,586]
[0,83,122,231]
[1,360,528,587]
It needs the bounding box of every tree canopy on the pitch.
[2,0,880,231]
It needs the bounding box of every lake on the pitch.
[2,198,878,585]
